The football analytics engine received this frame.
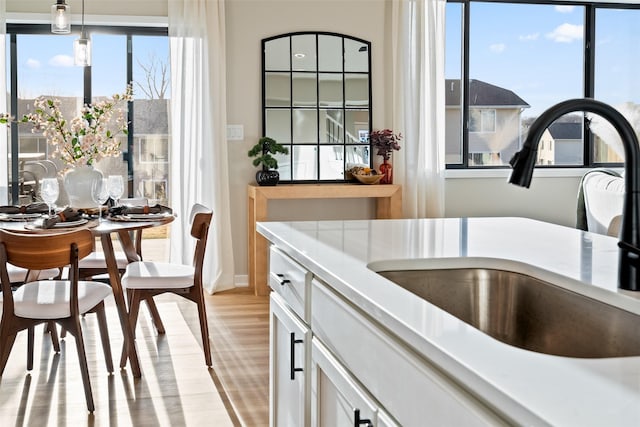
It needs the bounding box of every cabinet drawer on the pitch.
[311,278,508,427]
[269,246,311,322]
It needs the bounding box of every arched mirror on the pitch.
[262,32,372,182]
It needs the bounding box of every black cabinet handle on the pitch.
[289,332,303,380]
[276,273,291,286]
[354,409,373,427]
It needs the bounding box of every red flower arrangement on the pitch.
[369,129,402,161]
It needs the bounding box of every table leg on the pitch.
[101,233,141,378]
[252,193,269,296]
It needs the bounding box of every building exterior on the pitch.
[445,79,530,166]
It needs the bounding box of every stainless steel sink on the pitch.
[378,268,640,358]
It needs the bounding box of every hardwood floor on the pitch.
[0,288,270,427]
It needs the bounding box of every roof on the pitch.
[446,79,530,108]
[548,122,582,140]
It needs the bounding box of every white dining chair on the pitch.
[120,203,213,366]
[0,229,114,413]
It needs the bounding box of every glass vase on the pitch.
[63,165,103,208]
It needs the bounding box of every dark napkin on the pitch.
[41,207,83,229]
[0,202,50,214]
[109,204,172,216]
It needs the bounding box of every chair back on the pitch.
[188,204,213,278]
[0,229,94,271]
[0,229,95,315]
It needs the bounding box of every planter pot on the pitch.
[64,165,103,208]
[256,169,280,186]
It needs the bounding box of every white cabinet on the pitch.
[268,246,508,427]
[311,278,509,426]
[270,292,310,427]
[311,337,400,427]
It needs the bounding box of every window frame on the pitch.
[5,23,168,203]
[446,0,640,170]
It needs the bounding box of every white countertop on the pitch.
[258,217,640,426]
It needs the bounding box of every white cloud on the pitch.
[49,54,74,67]
[555,6,575,13]
[490,43,506,53]
[25,58,40,69]
[546,23,583,43]
[519,33,539,42]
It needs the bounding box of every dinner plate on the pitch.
[125,213,168,220]
[0,213,43,221]
[53,218,89,228]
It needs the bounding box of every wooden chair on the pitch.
[0,229,114,413]
[120,203,213,366]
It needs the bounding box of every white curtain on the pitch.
[0,0,7,204]
[168,0,235,293]
[391,0,446,218]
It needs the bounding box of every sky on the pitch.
[12,33,169,100]
[445,3,640,117]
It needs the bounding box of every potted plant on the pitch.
[248,136,289,186]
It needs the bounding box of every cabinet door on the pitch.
[270,293,310,427]
[311,338,397,427]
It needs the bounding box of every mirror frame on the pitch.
[262,31,372,183]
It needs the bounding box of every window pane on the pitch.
[445,2,463,164]
[593,8,640,164]
[92,34,128,198]
[131,35,170,205]
[466,2,583,166]
[16,34,82,204]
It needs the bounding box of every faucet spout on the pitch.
[508,98,640,291]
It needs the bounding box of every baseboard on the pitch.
[234,274,249,287]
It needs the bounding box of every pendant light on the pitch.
[51,0,70,34]
[74,0,91,66]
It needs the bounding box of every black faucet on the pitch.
[509,98,640,291]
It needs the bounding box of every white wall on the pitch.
[445,174,581,227]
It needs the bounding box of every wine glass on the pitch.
[91,178,109,222]
[40,178,59,217]
[107,175,124,207]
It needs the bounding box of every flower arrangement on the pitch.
[0,84,133,170]
[369,128,402,161]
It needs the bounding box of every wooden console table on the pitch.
[248,183,402,295]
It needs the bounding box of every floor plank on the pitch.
[0,288,270,427]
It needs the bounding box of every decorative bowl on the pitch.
[354,174,383,185]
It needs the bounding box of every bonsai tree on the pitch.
[248,136,289,170]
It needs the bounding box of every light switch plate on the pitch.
[226,124,244,141]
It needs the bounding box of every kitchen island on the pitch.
[259,217,640,426]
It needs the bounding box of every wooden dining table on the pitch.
[0,214,175,378]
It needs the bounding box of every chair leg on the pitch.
[48,321,60,353]
[93,302,114,374]
[144,296,166,335]
[26,326,34,371]
[63,317,95,413]
[195,292,212,367]
[120,290,142,369]
[0,331,18,376]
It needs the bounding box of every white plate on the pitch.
[125,213,168,220]
[53,218,89,228]
[0,213,43,221]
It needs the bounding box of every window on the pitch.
[6,24,169,205]
[445,1,639,169]
[469,109,496,133]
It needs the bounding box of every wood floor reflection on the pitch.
[0,288,269,427]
